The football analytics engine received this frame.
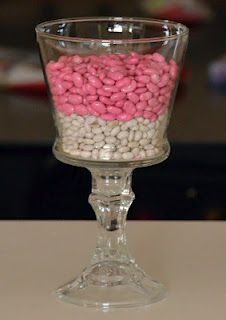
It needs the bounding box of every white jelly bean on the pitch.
[111,126,120,136]
[94,134,105,142]
[134,131,142,141]
[94,141,105,149]
[80,151,91,158]
[118,146,129,153]
[122,152,133,160]
[105,136,117,144]
[117,131,129,140]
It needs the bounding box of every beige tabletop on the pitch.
[1,221,226,319]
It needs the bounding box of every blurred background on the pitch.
[0,0,226,220]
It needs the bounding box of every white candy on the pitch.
[82,145,93,151]
[139,139,149,146]
[122,152,133,160]
[128,141,139,148]
[134,131,142,141]
[118,146,129,153]
[113,152,122,160]
[105,136,117,144]
[94,141,105,149]
[92,127,102,134]
[80,151,91,158]
[128,131,134,142]
[111,126,120,136]
[117,131,129,140]
[56,111,168,162]
[83,138,94,145]
[121,138,128,146]
[93,134,105,142]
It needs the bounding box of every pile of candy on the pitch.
[46,52,178,161]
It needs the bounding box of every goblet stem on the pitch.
[88,168,135,265]
[56,168,167,308]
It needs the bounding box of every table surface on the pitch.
[1,221,226,319]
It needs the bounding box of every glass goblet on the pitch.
[36,17,188,310]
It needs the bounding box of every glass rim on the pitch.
[35,16,189,44]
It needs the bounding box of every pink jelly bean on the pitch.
[157,108,166,116]
[88,75,102,88]
[47,61,65,71]
[99,72,106,81]
[88,107,99,116]
[52,83,66,95]
[87,95,98,102]
[107,106,122,114]
[61,81,73,90]
[142,68,155,76]
[117,113,133,121]
[121,80,137,93]
[153,104,164,113]
[87,65,96,75]
[74,66,87,74]
[152,52,166,63]
[160,86,171,95]
[62,103,74,115]
[150,73,161,84]
[59,56,69,63]
[147,82,159,93]
[115,100,126,108]
[148,98,159,107]
[134,111,143,117]
[101,113,116,120]
[102,78,115,85]
[136,101,147,110]
[143,111,155,119]
[127,57,139,65]
[163,63,170,72]
[75,87,85,96]
[135,69,143,76]
[158,95,168,103]
[102,85,119,93]
[116,77,131,88]
[108,71,125,81]
[72,55,83,64]
[74,104,89,116]
[99,96,112,105]
[85,83,96,95]
[110,66,125,73]
[128,70,136,76]
[63,74,74,81]
[169,65,178,80]
[55,95,68,104]
[74,63,87,71]
[143,54,153,60]
[110,92,126,102]
[136,75,150,84]
[140,92,152,101]
[97,89,111,97]
[72,72,83,88]
[135,87,147,94]
[127,92,139,103]
[123,101,136,115]
[150,113,158,121]
[69,87,77,94]
[92,101,106,114]
[68,94,83,105]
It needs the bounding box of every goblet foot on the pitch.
[56,260,167,309]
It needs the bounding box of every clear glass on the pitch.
[36,17,188,310]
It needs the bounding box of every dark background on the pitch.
[0,0,226,220]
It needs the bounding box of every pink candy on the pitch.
[47,51,178,121]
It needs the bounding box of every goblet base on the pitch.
[56,260,167,310]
